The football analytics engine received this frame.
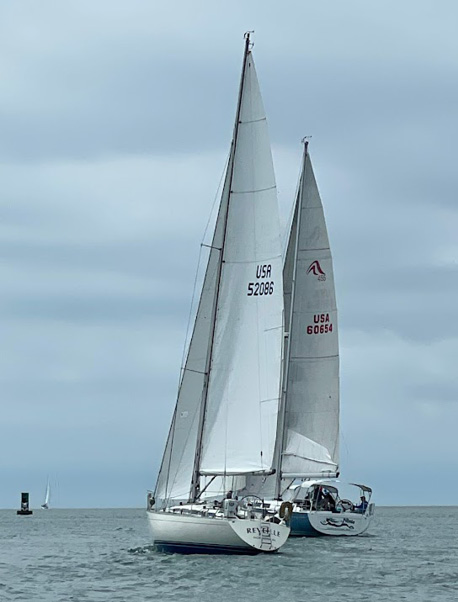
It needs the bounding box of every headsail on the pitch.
[279,142,339,482]
[153,172,230,505]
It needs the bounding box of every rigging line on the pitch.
[197,475,216,499]
[178,149,231,374]
[179,243,203,375]
[201,150,231,244]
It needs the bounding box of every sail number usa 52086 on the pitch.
[247,264,274,296]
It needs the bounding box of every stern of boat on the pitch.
[229,518,290,552]
[306,505,375,536]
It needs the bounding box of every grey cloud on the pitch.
[1,0,458,506]
[409,382,458,404]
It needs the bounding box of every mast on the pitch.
[189,33,252,502]
[274,140,308,500]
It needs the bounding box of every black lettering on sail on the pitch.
[256,264,272,279]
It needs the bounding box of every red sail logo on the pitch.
[306,260,326,281]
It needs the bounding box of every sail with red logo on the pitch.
[264,141,374,536]
[278,140,340,484]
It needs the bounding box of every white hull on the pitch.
[297,504,375,536]
[266,498,375,537]
[147,509,290,554]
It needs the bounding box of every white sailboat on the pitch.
[41,478,50,509]
[244,141,374,536]
[147,33,290,554]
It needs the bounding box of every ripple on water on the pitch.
[2,508,458,602]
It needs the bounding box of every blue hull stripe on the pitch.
[154,540,262,555]
[290,512,321,537]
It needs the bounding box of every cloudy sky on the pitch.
[1,0,457,508]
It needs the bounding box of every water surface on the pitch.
[1,507,457,601]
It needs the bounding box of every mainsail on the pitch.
[279,142,339,484]
[154,36,283,505]
[199,49,283,477]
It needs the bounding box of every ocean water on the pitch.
[1,507,457,601]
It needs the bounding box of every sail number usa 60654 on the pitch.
[307,313,333,335]
[247,264,275,296]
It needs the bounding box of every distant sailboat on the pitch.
[147,33,290,554]
[41,478,50,509]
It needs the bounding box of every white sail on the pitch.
[41,478,50,508]
[199,52,283,476]
[44,481,50,505]
[281,144,339,478]
[154,172,231,505]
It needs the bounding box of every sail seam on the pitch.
[231,185,276,194]
[223,254,282,265]
[260,397,280,403]
[290,354,339,360]
[298,247,330,252]
[183,368,207,375]
[201,243,222,251]
[239,117,266,124]
[282,454,337,465]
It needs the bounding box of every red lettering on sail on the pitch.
[307,321,333,335]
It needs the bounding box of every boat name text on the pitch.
[246,526,281,537]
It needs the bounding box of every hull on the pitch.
[17,510,33,516]
[290,503,375,537]
[147,509,290,554]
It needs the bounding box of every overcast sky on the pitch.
[1,0,457,508]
